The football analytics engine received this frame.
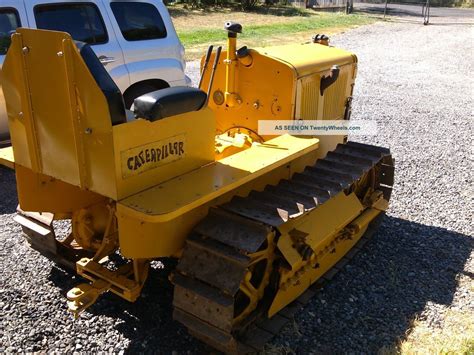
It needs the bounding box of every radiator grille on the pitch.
[297,69,349,121]
[299,78,320,121]
[323,72,348,120]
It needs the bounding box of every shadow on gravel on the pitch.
[44,215,472,353]
[0,166,18,214]
[48,258,208,353]
[280,215,473,353]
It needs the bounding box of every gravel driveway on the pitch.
[1,9,473,353]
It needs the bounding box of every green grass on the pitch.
[177,13,374,47]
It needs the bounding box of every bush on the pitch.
[240,0,260,10]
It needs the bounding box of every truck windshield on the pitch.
[0,8,21,55]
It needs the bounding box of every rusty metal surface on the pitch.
[220,196,290,227]
[173,274,235,332]
[327,150,375,167]
[305,165,353,185]
[381,163,395,186]
[173,215,272,352]
[193,208,271,253]
[345,141,391,155]
[176,236,249,295]
[301,169,347,191]
[264,185,317,211]
[15,212,90,270]
[173,308,239,352]
[315,159,364,179]
[292,172,339,196]
[278,179,331,204]
[248,190,302,215]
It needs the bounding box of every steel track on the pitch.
[172,141,394,354]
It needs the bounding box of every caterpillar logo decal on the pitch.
[121,134,186,178]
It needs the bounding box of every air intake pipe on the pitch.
[223,21,243,107]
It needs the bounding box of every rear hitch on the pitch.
[67,279,110,318]
[67,258,149,317]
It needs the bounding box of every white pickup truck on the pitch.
[0,0,190,145]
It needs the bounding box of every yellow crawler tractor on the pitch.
[1,23,394,353]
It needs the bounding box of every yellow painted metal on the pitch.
[112,108,215,200]
[0,71,8,144]
[3,29,116,196]
[276,192,363,274]
[72,202,115,251]
[15,164,106,213]
[3,29,216,204]
[200,42,357,141]
[224,36,241,108]
[119,135,318,221]
[295,61,354,121]
[261,43,357,77]
[67,278,110,318]
[2,31,41,172]
[117,134,319,258]
[67,258,149,317]
[117,155,318,259]
[234,231,276,326]
[269,195,383,317]
[200,48,296,136]
[215,131,254,158]
[3,28,326,262]
[0,146,14,169]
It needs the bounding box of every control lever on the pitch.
[198,45,214,89]
[206,46,222,105]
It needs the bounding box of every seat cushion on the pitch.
[133,87,207,122]
[75,41,126,126]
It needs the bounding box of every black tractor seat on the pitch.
[75,41,127,126]
[133,87,207,122]
[75,41,206,125]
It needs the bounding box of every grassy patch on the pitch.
[399,308,474,354]
[169,6,375,59]
[380,270,474,355]
[177,13,373,47]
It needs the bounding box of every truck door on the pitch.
[0,2,28,66]
[26,0,130,92]
[103,0,186,87]
[0,2,29,144]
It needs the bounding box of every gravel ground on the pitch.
[1,9,473,354]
